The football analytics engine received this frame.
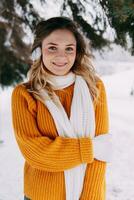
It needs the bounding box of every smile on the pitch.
[53,62,67,67]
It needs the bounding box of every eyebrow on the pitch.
[46,42,76,46]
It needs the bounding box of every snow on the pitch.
[0,67,134,200]
[0,87,24,199]
[103,69,134,200]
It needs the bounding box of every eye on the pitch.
[48,46,57,51]
[66,47,74,53]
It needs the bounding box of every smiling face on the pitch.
[42,29,77,76]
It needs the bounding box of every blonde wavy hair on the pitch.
[25,16,99,104]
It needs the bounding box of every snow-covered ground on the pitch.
[104,69,134,200]
[0,67,134,200]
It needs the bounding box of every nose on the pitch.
[57,48,67,57]
[55,50,67,62]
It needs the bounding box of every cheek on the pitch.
[42,49,54,65]
[69,52,76,62]
[42,48,52,56]
[42,49,50,66]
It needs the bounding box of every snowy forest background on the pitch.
[0,0,134,199]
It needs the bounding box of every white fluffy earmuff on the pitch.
[31,47,41,61]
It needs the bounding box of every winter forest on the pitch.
[0,0,134,199]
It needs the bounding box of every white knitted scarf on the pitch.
[38,72,112,200]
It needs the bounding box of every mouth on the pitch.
[52,62,67,67]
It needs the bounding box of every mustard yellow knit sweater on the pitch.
[11,79,109,200]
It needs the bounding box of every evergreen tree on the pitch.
[99,0,134,54]
[0,0,41,87]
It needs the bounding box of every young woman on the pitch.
[12,16,112,200]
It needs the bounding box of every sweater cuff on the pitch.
[79,137,94,163]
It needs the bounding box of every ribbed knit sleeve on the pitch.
[80,79,109,200]
[95,79,109,135]
[11,85,93,172]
